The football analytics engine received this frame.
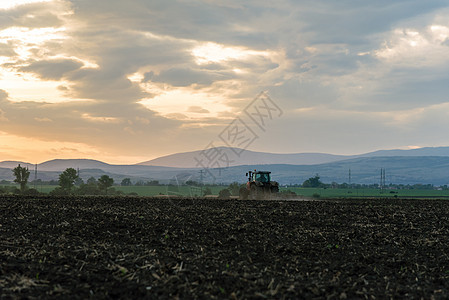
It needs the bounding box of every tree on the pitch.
[146,180,160,186]
[76,177,99,195]
[228,182,240,196]
[87,177,97,185]
[75,177,84,186]
[77,183,100,195]
[59,168,79,192]
[121,178,132,186]
[302,174,323,188]
[13,164,30,192]
[98,175,114,194]
[218,188,231,199]
[186,180,200,186]
[202,187,212,196]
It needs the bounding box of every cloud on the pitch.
[0,89,7,99]
[323,14,449,112]
[1,0,449,162]
[0,90,184,157]
[0,42,16,57]
[18,58,84,80]
[375,26,449,66]
[144,68,230,87]
[0,109,6,121]
[188,106,210,114]
[0,90,8,121]
[34,117,52,122]
[258,103,449,155]
[0,1,68,30]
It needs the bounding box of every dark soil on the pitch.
[1,195,449,299]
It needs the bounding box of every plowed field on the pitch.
[1,196,449,299]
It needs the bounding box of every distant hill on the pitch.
[139,146,449,168]
[2,156,449,185]
[138,147,350,168]
[213,156,449,186]
[361,147,449,157]
[0,159,189,183]
[0,161,34,169]
[3,147,449,185]
[38,159,112,172]
[0,159,111,172]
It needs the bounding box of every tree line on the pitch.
[1,165,445,196]
[1,165,117,196]
[299,174,444,190]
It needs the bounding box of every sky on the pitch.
[1,0,449,164]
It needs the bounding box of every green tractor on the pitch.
[239,170,279,200]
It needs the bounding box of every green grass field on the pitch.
[114,185,226,197]
[285,187,449,198]
[3,184,449,198]
[0,185,227,197]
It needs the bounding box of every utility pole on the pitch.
[199,169,204,196]
[380,168,382,193]
[349,169,351,187]
[380,168,386,193]
[34,164,37,189]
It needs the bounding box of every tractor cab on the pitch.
[253,171,271,183]
[246,170,272,183]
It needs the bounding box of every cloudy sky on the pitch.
[1,0,449,164]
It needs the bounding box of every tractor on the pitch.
[239,170,279,200]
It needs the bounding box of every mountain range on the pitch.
[138,146,449,168]
[2,146,449,185]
